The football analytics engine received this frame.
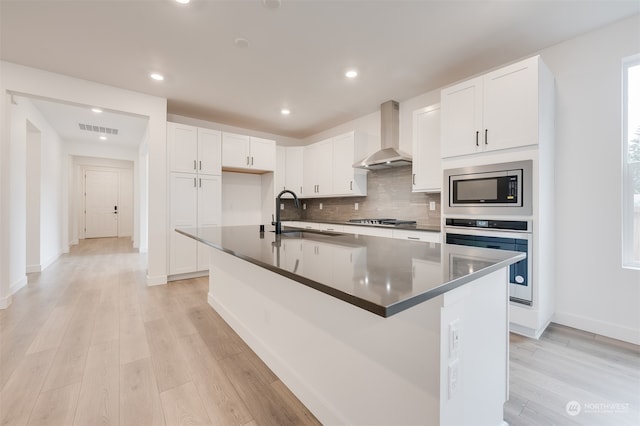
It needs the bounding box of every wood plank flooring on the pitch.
[0,238,319,426]
[0,237,638,425]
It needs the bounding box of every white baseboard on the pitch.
[168,271,208,282]
[0,293,11,309]
[553,311,640,345]
[26,264,41,273]
[41,252,61,271]
[146,274,167,286]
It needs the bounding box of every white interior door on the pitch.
[85,170,119,238]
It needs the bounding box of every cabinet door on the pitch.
[197,128,222,175]
[170,173,198,274]
[285,146,304,195]
[303,139,332,196]
[197,175,222,227]
[196,175,221,270]
[483,57,538,152]
[440,76,483,158]
[276,145,286,192]
[412,105,441,192]
[332,133,356,195]
[222,132,251,169]
[249,137,276,171]
[168,123,198,173]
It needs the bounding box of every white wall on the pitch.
[540,15,640,344]
[0,61,167,308]
[7,96,65,286]
[298,15,640,344]
[221,172,264,225]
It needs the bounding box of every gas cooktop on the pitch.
[348,218,417,227]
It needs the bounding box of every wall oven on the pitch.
[444,218,532,305]
[443,160,533,216]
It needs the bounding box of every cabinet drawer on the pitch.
[318,224,344,232]
[392,229,441,243]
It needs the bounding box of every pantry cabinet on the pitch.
[412,104,441,192]
[167,122,222,277]
[441,55,553,158]
[222,132,276,172]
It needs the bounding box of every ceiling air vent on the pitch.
[78,123,119,135]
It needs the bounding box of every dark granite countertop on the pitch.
[176,226,524,317]
[284,219,441,233]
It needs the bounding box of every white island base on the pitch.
[207,248,510,425]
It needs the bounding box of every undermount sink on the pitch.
[271,229,341,238]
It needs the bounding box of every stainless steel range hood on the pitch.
[353,100,412,170]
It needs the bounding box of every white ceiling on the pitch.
[25,97,149,148]
[1,0,639,142]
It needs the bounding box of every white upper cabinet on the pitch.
[197,128,222,175]
[276,145,286,192]
[412,104,441,192]
[302,131,367,198]
[285,146,304,195]
[332,131,367,196]
[441,56,552,158]
[303,138,333,196]
[222,132,276,172]
[168,123,222,175]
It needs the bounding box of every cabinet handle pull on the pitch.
[199,160,202,170]
[251,157,254,166]
[350,181,353,191]
[193,160,197,170]
[412,173,416,185]
[485,129,488,145]
[246,156,250,165]
[300,186,303,194]
[193,177,196,187]
[475,131,479,147]
[199,178,202,188]
[408,236,420,240]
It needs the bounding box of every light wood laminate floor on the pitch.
[1,237,638,425]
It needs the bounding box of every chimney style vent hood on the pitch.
[353,100,412,170]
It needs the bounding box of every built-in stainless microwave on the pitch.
[443,160,533,216]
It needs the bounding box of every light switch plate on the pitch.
[429,201,436,211]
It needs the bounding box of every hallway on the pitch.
[0,238,319,426]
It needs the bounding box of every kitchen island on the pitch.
[177,226,525,425]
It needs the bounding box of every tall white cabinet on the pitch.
[412,104,441,192]
[168,122,222,277]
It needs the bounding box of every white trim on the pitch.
[26,264,41,273]
[553,312,640,346]
[622,54,640,269]
[0,294,11,309]
[146,274,167,286]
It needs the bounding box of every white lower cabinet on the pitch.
[169,173,221,275]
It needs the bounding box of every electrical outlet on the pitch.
[280,203,284,210]
[303,203,307,210]
[449,320,461,358]
[448,359,459,399]
[319,203,323,210]
[429,201,436,211]
[355,202,359,211]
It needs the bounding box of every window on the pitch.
[623,55,640,269]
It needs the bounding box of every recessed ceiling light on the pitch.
[345,70,358,78]
[175,0,190,4]
[99,135,107,141]
[281,108,291,116]
[150,73,164,81]
[91,107,102,113]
